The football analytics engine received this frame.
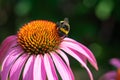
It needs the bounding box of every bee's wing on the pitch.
[64,18,69,23]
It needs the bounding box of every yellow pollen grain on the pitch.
[17,20,61,54]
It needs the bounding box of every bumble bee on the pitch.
[56,18,70,38]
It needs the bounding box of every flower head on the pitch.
[99,58,120,80]
[0,18,98,80]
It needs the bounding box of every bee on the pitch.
[56,18,70,38]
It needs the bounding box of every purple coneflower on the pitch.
[0,18,98,80]
[99,58,120,80]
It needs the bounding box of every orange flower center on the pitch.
[116,69,120,80]
[17,20,62,54]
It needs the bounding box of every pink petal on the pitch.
[10,54,29,80]
[23,55,35,80]
[64,38,97,65]
[99,71,116,80]
[33,55,46,80]
[60,46,94,80]
[6,45,23,56]
[51,52,74,80]
[69,49,87,65]
[110,58,120,68]
[1,48,23,80]
[56,49,70,66]
[0,35,17,48]
[0,35,17,63]
[61,40,98,70]
[44,53,58,80]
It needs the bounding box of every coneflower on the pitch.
[0,18,98,80]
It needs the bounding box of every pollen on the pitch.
[17,20,62,54]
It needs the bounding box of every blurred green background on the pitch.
[0,0,120,79]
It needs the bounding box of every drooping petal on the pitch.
[56,49,70,66]
[1,48,23,80]
[0,35,17,63]
[23,55,35,80]
[64,38,97,66]
[44,53,58,80]
[33,55,46,80]
[110,58,120,68]
[61,39,98,70]
[51,52,74,80]
[69,48,87,64]
[10,54,29,80]
[55,50,74,80]
[60,46,94,80]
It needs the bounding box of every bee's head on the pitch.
[56,18,70,38]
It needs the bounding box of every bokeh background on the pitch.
[0,0,120,80]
